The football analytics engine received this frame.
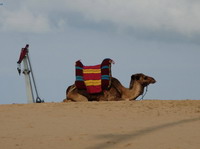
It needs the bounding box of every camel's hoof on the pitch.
[63,99,68,102]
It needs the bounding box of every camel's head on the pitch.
[130,73,156,88]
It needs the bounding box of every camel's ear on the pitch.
[131,74,140,80]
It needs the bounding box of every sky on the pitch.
[0,0,200,104]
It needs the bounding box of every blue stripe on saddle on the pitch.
[76,66,83,70]
[101,75,110,80]
[101,66,109,69]
[76,76,84,81]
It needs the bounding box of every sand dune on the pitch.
[0,100,200,149]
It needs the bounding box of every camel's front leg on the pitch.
[63,90,88,102]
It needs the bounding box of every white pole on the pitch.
[17,44,43,103]
[27,53,43,103]
[23,55,35,103]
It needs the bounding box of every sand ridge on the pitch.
[0,100,200,149]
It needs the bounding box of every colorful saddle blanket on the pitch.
[75,58,114,94]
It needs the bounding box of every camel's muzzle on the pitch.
[151,78,156,84]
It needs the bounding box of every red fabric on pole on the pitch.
[17,45,29,64]
[17,48,27,64]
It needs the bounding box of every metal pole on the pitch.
[17,44,44,103]
[22,55,35,103]
[27,54,43,103]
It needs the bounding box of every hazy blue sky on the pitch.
[1,0,200,104]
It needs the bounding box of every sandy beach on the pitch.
[0,100,200,149]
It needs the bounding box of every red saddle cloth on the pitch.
[75,58,114,94]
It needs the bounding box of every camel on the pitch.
[63,73,156,102]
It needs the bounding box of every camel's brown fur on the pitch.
[63,73,156,102]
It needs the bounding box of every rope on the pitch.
[139,85,148,100]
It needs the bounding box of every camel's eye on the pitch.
[144,76,148,80]
[135,75,140,80]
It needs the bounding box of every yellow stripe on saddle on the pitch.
[84,80,101,86]
[83,69,101,74]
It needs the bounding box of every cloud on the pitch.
[1,0,200,37]
[63,0,200,36]
[0,7,50,33]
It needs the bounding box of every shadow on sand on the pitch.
[87,117,200,149]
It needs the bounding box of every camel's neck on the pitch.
[111,77,144,101]
[120,81,144,101]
